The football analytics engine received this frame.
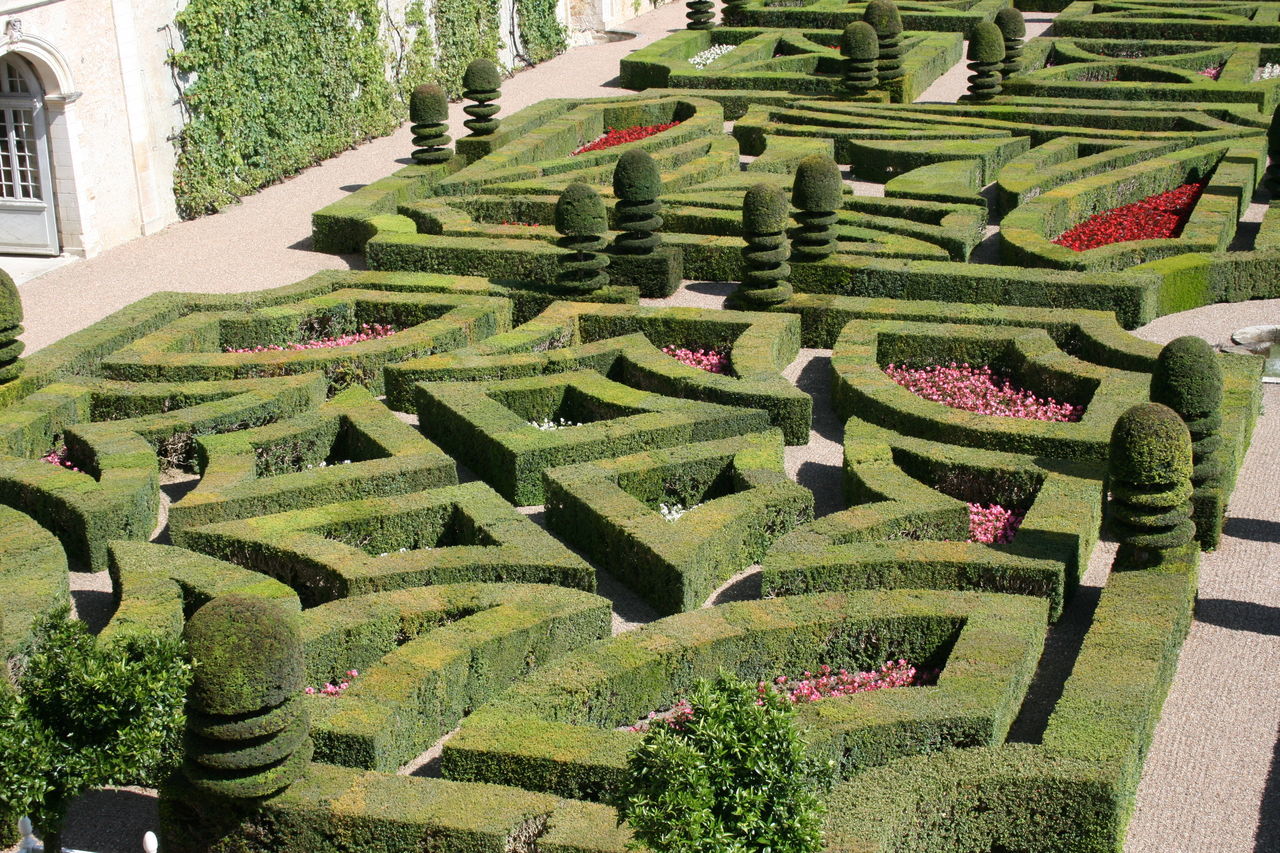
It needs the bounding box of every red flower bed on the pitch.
[573,121,680,155]
[884,362,1084,422]
[1052,181,1206,252]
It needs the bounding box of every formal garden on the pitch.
[0,0,1276,849]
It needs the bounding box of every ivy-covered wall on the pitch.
[171,0,566,220]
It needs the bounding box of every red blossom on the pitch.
[573,122,680,155]
[1052,181,1206,252]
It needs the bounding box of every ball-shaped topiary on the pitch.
[862,0,903,83]
[0,267,23,384]
[1108,402,1195,560]
[462,59,502,136]
[994,7,1025,78]
[555,182,611,293]
[612,149,665,256]
[965,22,1005,101]
[686,0,715,29]
[842,21,879,95]
[409,83,452,165]
[1150,336,1225,547]
[732,183,793,309]
[790,154,844,261]
[181,595,312,801]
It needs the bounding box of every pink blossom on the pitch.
[883,362,1083,422]
[661,345,729,374]
[224,323,398,353]
[40,445,81,473]
[967,502,1025,544]
[759,660,918,704]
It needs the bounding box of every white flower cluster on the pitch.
[528,417,583,430]
[378,546,433,556]
[659,502,702,521]
[306,460,352,469]
[688,44,735,69]
[1254,63,1280,81]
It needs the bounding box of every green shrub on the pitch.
[462,58,502,135]
[618,671,827,853]
[556,182,612,292]
[965,22,1005,101]
[409,84,452,165]
[862,0,903,82]
[842,22,879,94]
[0,267,22,384]
[686,0,715,30]
[613,149,665,256]
[993,6,1025,77]
[0,608,191,853]
[791,154,844,261]
[1108,402,1194,564]
[733,183,793,308]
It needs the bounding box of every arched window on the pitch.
[0,54,59,255]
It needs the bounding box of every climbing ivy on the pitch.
[171,0,398,218]
[516,0,567,65]
[434,0,504,96]
[390,0,438,104]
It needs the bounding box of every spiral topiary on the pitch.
[1108,402,1195,563]
[462,59,502,136]
[556,182,611,293]
[409,83,452,165]
[1150,336,1225,547]
[862,0,903,84]
[994,7,1025,78]
[0,268,23,384]
[842,21,879,95]
[965,22,1005,101]
[612,149,664,256]
[181,595,312,802]
[686,0,715,29]
[732,183,793,309]
[721,0,748,23]
[790,154,844,261]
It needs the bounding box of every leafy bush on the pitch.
[0,608,191,852]
[617,671,828,852]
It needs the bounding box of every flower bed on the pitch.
[1051,181,1206,252]
[528,417,585,430]
[1198,64,1223,80]
[661,345,729,374]
[40,445,81,473]
[967,502,1026,544]
[688,44,734,69]
[884,362,1084,422]
[574,122,680,155]
[306,669,360,696]
[224,323,398,353]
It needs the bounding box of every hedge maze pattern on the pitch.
[1,0,1273,850]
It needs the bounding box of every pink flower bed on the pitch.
[40,445,81,473]
[627,660,918,732]
[1199,64,1223,79]
[224,323,398,354]
[661,345,729,374]
[883,362,1084,422]
[968,502,1026,544]
[305,669,359,696]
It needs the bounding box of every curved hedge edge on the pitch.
[104,541,300,645]
[0,503,69,658]
[302,583,610,771]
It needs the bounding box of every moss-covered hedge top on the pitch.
[410,83,449,124]
[1109,402,1192,486]
[968,21,1005,63]
[183,594,304,716]
[1150,335,1223,420]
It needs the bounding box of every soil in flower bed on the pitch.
[884,362,1084,422]
[224,323,399,353]
[1052,181,1206,252]
[574,122,680,155]
[625,660,920,732]
[661,345,729,374]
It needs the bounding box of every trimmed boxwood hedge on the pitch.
[0,503,69,659]
[543,430,814,614]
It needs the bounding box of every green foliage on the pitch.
[1150,336,1222,420]
[614,150,666,256]
[614,149,664,201]
[842,21,879,62]
[462,59,503,135]
[687,0,716,30]
[965,22,1005,100]
[1109,402,1192,487]
[0,266,22,384]
[618,671,827,853]
[743,183,790,234]
[463,57,503,94]
[968,21,1006,63]
[410,84,452,165]
[410,84,448,124]
[435,0,502,97]
[994,6,1026,40]
[792,154,844,214]
[516,0,568,64]
[862,0,902,36]
[183,595,304,716]
[0,608,191,849]
[171,0,398,218]
[556,182,610,235]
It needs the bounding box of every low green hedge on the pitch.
[722,0,1010,33]
[169,386,457,533]
[762,416,1103,620]
[543,430,813,615]
[440,589,1046,802]
[175,481,596,606]
[413,369,772,505]
[1053,1,1280,42]
[0,503,69,658]
[302,583,610,771]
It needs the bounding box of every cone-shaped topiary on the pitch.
[462,59,502,136]
[687,0,715,29]
[1150,336,1225,548]
[0,267,23,384]
[994,7,1025,78]
[842,21,879,95]
[612,149,664,256]
[409,83,452,165]
[732,183,792,308]
[790,154,844,261]
[1108,402,1195,564]
[181,595,312,801]
[556,182,611,293]
[965,22,1005,101]
[863,0,903,83]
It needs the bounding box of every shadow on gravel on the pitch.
[71,587,115,635]
[1222,516,1280,544]
[63,788,158,853]
[1195,598,1280,636]
[791,355,841,443]
[1255,722,1280,853]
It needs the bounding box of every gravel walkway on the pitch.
[5,7,1277,851]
